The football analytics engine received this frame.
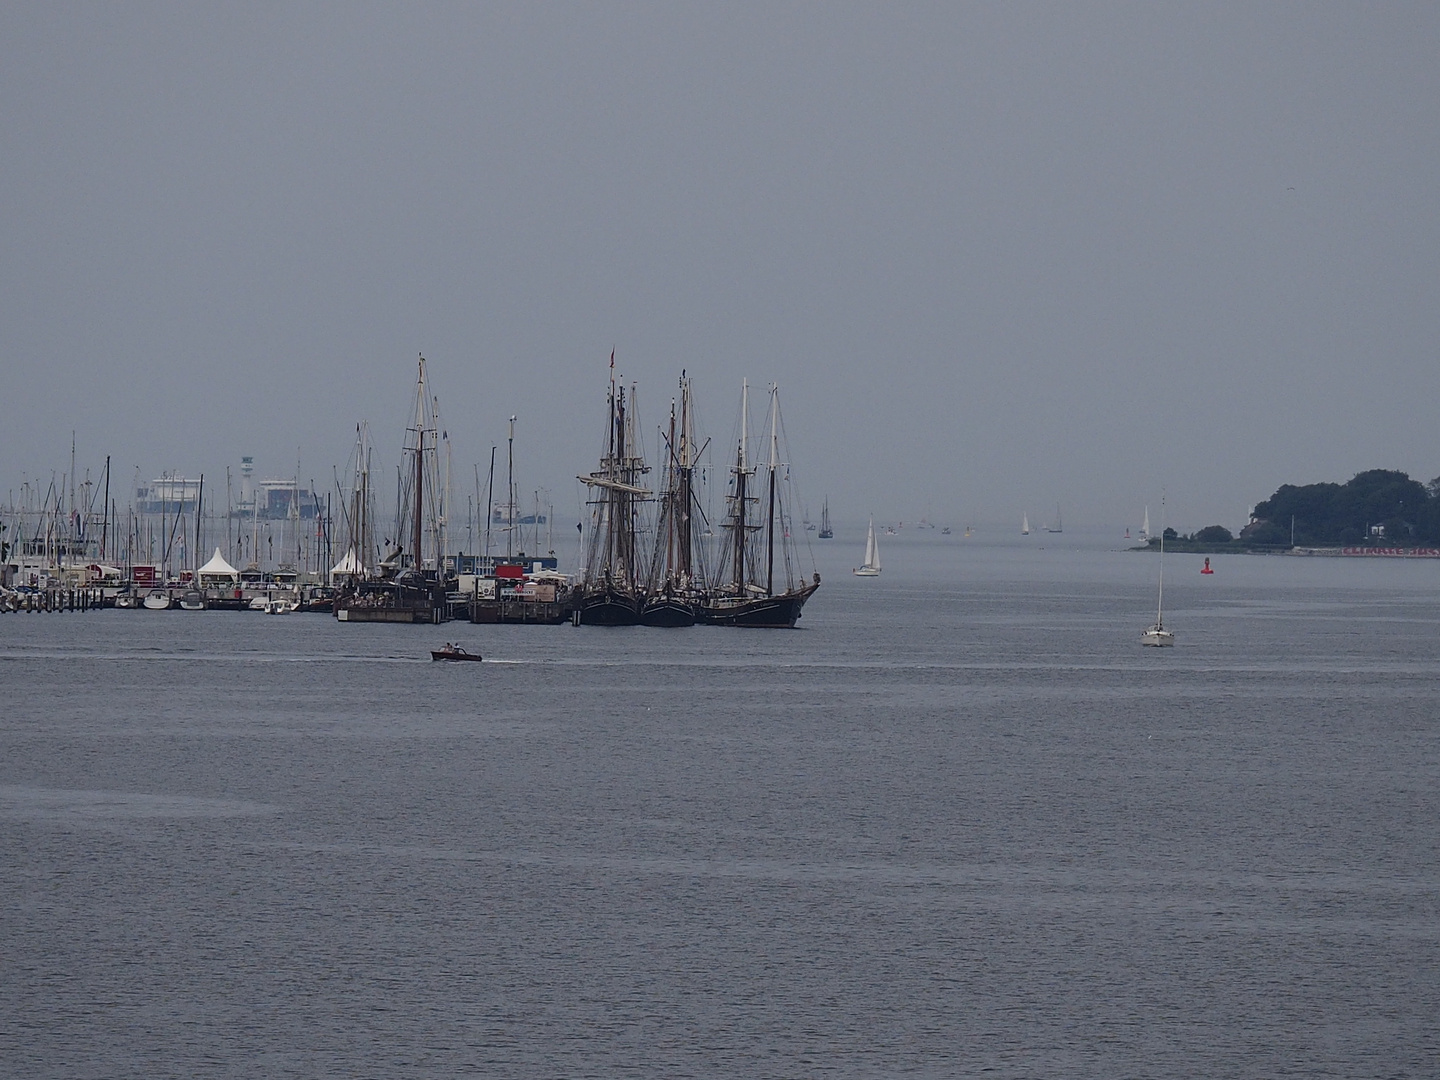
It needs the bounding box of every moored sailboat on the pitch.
[818,498,833,539]
[699,381,819,628]
[576,356,651,625]
[334,357,451,624]
[641,373,708,627]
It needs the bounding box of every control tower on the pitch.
[239,456,255,513]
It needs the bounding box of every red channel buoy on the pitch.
[1201,557,1214,575]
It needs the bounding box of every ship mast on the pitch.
[730,379,750,590]
[766,385,779,596]
[579,354,652,589]
[678,375,694,585]
[404,355,442,575]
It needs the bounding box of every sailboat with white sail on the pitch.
[854,518,881,576]
[1021,513,1030,535]
[1141,497,1174,646]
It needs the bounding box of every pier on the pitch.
[1,587,104,613]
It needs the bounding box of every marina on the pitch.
[2,358,821,628]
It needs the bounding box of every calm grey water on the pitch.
[4,532,1439,1077]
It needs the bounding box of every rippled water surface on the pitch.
[4,533,1439,1077]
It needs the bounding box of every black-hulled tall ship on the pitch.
[700,381,819,628]
[641,373,710,626]
[334,357,451,624]
[575,362,652,625]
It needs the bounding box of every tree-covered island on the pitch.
[1146,469,1440,552]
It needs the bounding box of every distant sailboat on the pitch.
[1140,506,1151,541]
[1141,497,1174,646]
[818,498,833,539]
[854,518,881,576]
[1045,504,1063,533]
[1021,513,1030,535]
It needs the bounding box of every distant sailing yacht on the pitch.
[1021,513,1030,535]
[1045,504,1063,533]
[818,498,833,539]
[854,518,881,576]
[1140,506,1151,541]
[1141,497,1174,646]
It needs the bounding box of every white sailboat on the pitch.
[1021,513,1030,535]
[1140,506,1151,541]
[854,518,881,576]
[1141,497,1174,646]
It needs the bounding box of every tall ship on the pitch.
[700,381,819,628]
[334,357,451,624]
[641,373,711,626]
[575,360,652,625]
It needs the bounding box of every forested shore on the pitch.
[1143,470,1440,552]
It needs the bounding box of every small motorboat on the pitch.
[431,643,483,662]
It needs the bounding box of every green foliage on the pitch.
[1193,525,1233,543]
[1250,469,1437,545]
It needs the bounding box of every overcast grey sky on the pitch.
[3,3,1437,533]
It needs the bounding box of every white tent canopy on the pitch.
[197,547,239,579]
[331,548,364,576]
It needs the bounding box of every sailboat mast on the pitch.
[414,426,424,572]
[485,446,495,563]
[678,373,693,583]
[506,416,515,559]
[195,474,203,578]
[766,385,778,596]
[616,386,629,580]
[731,379,750,590]
[1157,494,1165,626]
[100,456,110,560]
[602,369,618,580]
[664,397,677,583]
[361,434,371,574]
[412,358,426,573]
